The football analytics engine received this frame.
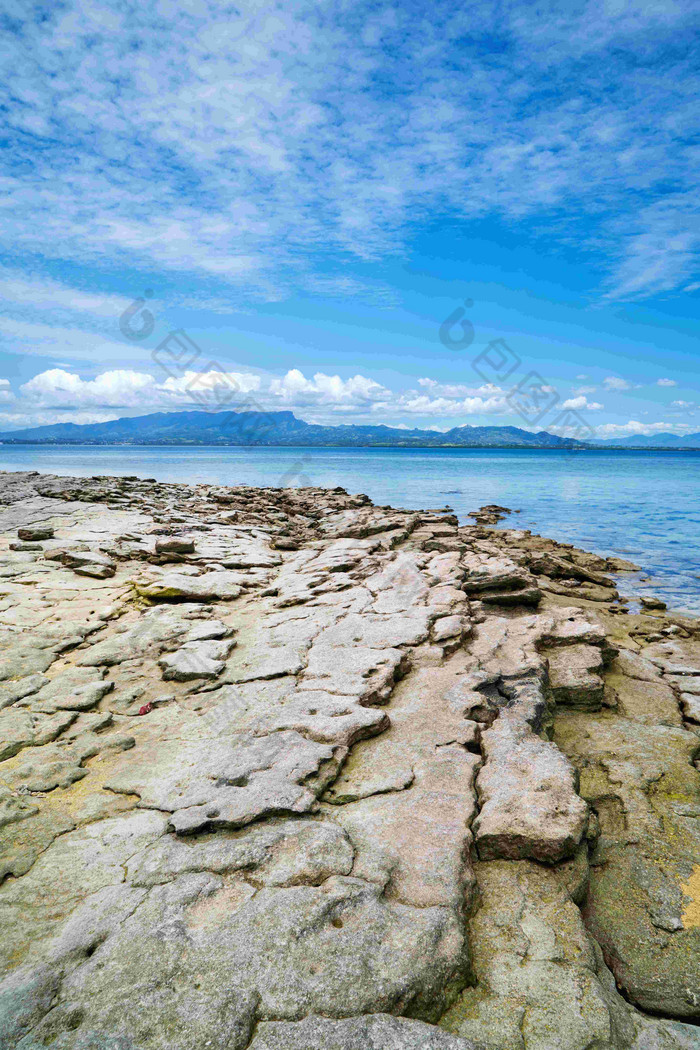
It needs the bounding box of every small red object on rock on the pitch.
[138,702,154,716]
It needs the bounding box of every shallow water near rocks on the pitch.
[1,445,699,616]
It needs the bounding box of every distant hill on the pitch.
[595,432,700,449]
[0,409,589,448]
[3,409,697,449]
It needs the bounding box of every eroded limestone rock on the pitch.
[1,471,698,1050]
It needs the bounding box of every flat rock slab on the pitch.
[546,643,605,709]
[250,1014,481,1049]
[474,715,588,863]
[3,874,465,1050]
[136,571,243,601]
[0,710,76,762]
[158,638,237,681]
[302,644,410,704]
[106,729,347,834]
[318,611,431,649]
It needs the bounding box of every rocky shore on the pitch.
[0,469,699,1050]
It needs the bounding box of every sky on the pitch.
[1,0,700,439]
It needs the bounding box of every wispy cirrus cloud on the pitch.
[603,376,632,391]
[1,0,699,304]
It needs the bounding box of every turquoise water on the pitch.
[1,445,698,616]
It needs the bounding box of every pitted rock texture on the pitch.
[0,470,699,1050]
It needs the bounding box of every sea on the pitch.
[1,445,699,617]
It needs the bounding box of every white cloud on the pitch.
[603,376,631,391]
[657,378,677,387]
[594,420,696,438]
[561,395,603,410]
[386,393,509,417]
[672,400,694,408]
[4,365,392,427]
[162,371,262,400]
[21,368,155,407]
[0,365,517,429]
[0,0,698,302]
[268,370,389,409]
[2,364,696,435]
[19,367,264,412]
[573,385,597,394]
[417,378,505,398]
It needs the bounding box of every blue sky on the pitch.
[1,0,699,438]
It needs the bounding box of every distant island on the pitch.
[0,409,699,449]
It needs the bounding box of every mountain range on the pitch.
[0,409,698,449]
[0,409,587,448]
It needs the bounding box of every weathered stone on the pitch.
[61,550,116,578]
[154,536,195,554]
[251,1015,480,1049]
[432,614,468,643]
[547,643,605,708]
[106,729,347,834]
[0,710,76,761]
[474,714,588,862]
[158,638,237,680]
[680,692,700,723]
[135,570,243,601]
[556,711,700,1022]
[0,787,39,830]
[0,674,48,711]
[324,741,415,804]
[302,643,410,704]
[2,471,699,1050]
[18,526,54,541]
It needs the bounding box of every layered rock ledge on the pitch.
[0,470,698,1050]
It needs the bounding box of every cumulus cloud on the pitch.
[1,364,694,435]
[0,0,699,303]
[18,367,266,413]
[561,396,603,410]
[4,365,395,427]
[0,365,517,429]
[268,370,389,410]
[657,378,677,387]
[21,369,157,407]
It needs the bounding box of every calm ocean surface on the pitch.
[1,445,699,616]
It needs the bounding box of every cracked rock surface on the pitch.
[0,473,699,1049]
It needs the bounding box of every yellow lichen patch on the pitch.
[680,865,700,929]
